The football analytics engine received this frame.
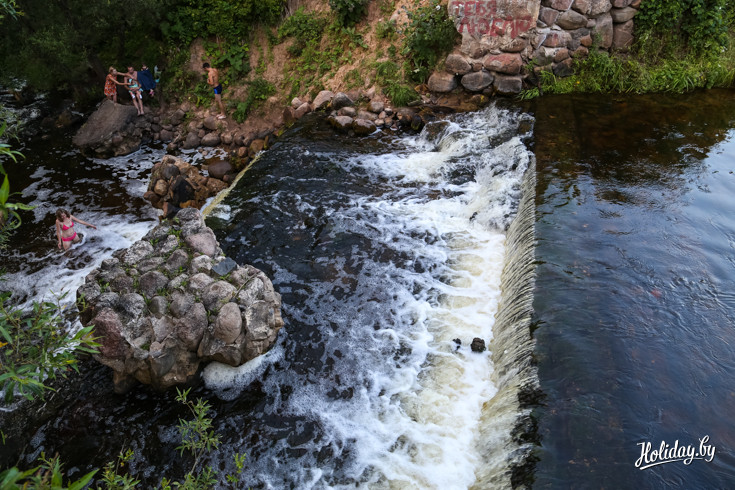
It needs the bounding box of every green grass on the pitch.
[521,32,735,99]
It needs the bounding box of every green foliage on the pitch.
[0,0,167,93]
[329,0,369,27]
[280,20,364,100]
[383,81,419,107]
[0,124,29,248]
[159,388,220,489]
[520,32,735,100]
[0,291,100,402]
[233,78,277,123]
[375,19,398,41]
[279,7,326,56]
[636,0,735,54]
[373,60,419,107]
[0,453,96,490]
[0,0,22,20]
[162,0,285,44]
[99,450,140,489]
[206,42,251,82]
[1,391,248,489]
[402,0,459,83]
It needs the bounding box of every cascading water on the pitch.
[3,101,540,489]
[199,104,538,488]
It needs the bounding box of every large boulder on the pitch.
[72,100,143,157]
[77,209,284,393]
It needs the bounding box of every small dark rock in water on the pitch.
[453,338,461,351]
[470,337,486,353]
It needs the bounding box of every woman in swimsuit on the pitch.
[104,67,125,103]
[55,208,96,250]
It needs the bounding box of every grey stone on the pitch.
[368,100,384,114]
[611,6,637,23]
[122,241,154,265]
[214,302,242,344]
[352,119,377,136]
[557,9,589,29]
[330,115,354,132]
[445,54,471,75]
[190,255,213,274]
[149,296,168,318]
[184,229,219,257]
[170,290,195,318]
[493,75,524,95]
[427,72,457,93]
[140,271,169,298]
[175,302,208,350]
[212,257,238,277]
[201,132,221,147]
[313,90,335,110]
[461,71,494,92]
[202,280,237,312]
[332,92,354,110]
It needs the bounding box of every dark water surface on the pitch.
[531,90,735,487]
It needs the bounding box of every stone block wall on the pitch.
[428,0,640,96]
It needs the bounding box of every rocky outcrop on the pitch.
[76,208,284,393]
[143,155,232,215]
[72,100,143,156]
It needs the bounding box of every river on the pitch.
[1,89,734,488]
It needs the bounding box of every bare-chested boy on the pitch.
[203,62,226,120]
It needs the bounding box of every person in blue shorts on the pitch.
[203,62,226,120]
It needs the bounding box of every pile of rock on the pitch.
[428,0,639,96]
[296,90,427,136]
[76,208,284,393]
[143,155,235,216]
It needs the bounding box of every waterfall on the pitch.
[475,160,539,489]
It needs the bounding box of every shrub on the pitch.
[233,78,277,122]
[279,7,327,56]
[329,0,369,27]
[636,0,734,55]
[402,0,459,83]
[0,290,99,402]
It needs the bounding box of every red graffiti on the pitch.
[451,1,533,38]
[458,16,532,38]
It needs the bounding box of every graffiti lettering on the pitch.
[457,16,532,38]
[451,1,533,38]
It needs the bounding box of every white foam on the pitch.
[205,105,532,487]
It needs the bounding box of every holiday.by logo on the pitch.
[635,435,716,470]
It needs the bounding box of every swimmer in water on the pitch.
[55,208,96,250]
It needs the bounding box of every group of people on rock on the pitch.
[104,65,156,116]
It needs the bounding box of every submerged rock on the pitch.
[77,209,284,393]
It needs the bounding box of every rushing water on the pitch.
[2,100,536,488]
[3,89,735,488]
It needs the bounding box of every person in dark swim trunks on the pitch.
[203,62,226,119]
[55,208,96,250]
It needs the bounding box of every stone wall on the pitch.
[428,0,640,96]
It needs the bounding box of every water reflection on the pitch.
[531,90,735,487]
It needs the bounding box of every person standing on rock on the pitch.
[123,66,145,116]
[203,62,226,120]
[104,67,125,103]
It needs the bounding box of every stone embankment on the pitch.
[76,208,284,393]
[429,0,639,95]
